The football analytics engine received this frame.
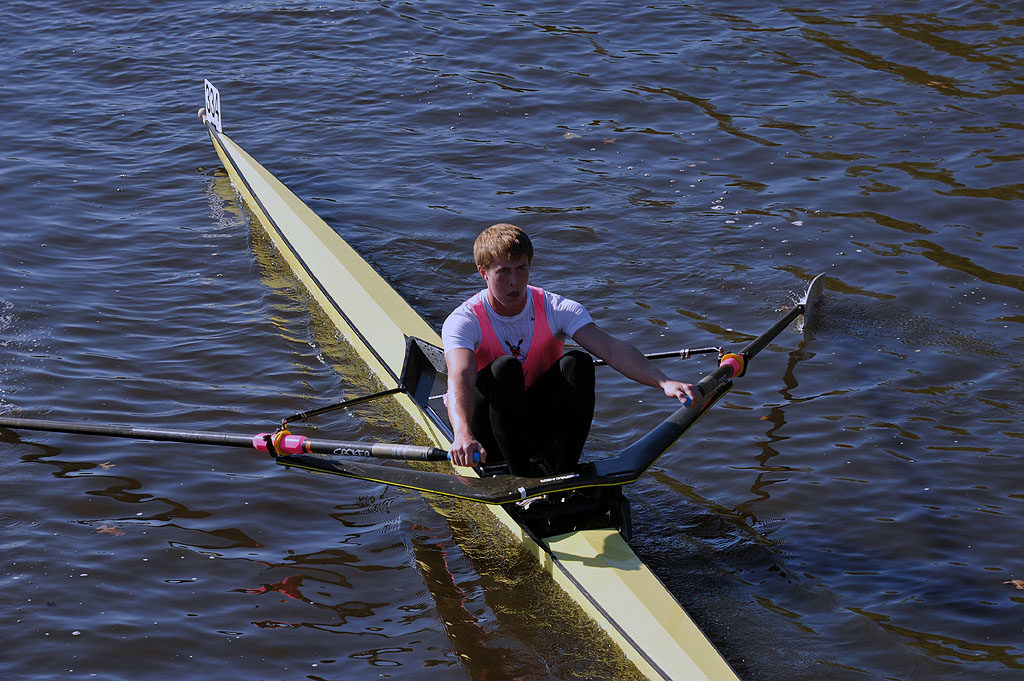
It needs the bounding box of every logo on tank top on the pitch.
[505,338,524,358]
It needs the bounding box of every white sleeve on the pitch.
[441,302,482,353]
[545,291,593,340]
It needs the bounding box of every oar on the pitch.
[291,348,722,418]
[592,272,826,479]
[592,346,721,366]
[695,272,825,399]
[0,416,457,462]
[280,387,405,426]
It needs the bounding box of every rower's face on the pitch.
[479,254,531,314]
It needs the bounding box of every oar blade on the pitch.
[798,272,825,331]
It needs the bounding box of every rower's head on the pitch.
[474,223,533,270]
[475,224,533,315]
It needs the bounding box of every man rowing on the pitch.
[443,223,700,476]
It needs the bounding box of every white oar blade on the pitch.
[798,272,825,331]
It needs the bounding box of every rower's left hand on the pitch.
[661,380,700,408]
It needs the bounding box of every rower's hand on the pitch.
[449,430,486,470]
[661,380,700,408]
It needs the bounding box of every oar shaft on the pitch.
[250,431,449,461]
[695,302,806,399]
[0,416,256,448]
[593,346,720,366]
[0,416,450,462]
[281,386,405,425]
[738,303,804,359]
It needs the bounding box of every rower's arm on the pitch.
[573,322,699,405]
[445,347,486,464]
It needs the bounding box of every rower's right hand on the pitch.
[449,432,486,470]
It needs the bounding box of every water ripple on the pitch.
[2,0,1023,679]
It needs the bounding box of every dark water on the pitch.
[2,1,1023,679]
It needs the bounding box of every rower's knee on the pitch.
[490,355,526,389]
[560,350,594,387]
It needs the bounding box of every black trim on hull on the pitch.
[542,531,674,681]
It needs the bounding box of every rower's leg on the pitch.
[529,350,595,473]
[552,350,595,472]
[472,356,533,475]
